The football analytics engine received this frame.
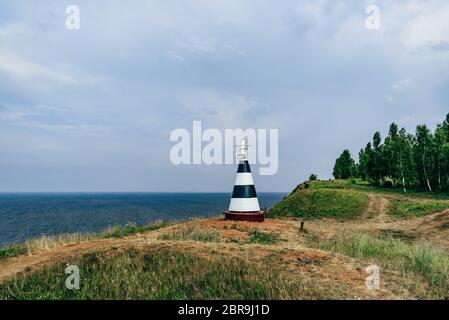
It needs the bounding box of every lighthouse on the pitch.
[224,139,266,222]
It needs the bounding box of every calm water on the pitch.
[0,193,285,247]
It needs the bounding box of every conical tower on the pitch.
[224,139,265,222]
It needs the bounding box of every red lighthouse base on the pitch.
[223,209,266,222]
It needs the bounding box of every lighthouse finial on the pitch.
[236,138,249,162]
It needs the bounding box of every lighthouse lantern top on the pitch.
[236,138,249,162]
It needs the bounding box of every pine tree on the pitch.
[333,150,356,179]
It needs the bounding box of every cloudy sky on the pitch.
[0,0,448,192]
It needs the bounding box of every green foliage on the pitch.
[268,181,368,219]
[333,149,357,179]
[389,199,449,217]
[247,229,280,245]
[0,248,304,300]
[308,173,318,181]
[346,113,449,193]
[313,232,449,299]
[101,220,168,238]
[0,244,27,261]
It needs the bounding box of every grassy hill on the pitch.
[268,180,368,219]
[2,179,449,300]
[269,179,449,219]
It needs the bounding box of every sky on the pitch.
[0,0,448,192]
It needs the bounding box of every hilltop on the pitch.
[1,180,449,300]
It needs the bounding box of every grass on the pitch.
[159,224,281,245]
[101,220,168,238]
[0,234,95,262]
[158,225,221,242]
[247,229,280,245]
[270,179,449,219]
[0,244,27,261]
[346,179,449,200]
[25,233,96,253]
[0,220,170,262]
[0,248,306,300]
[268,182,368,219]
[389,199,449,217]
[310,232,449,299]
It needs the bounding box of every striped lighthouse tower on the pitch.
[224,139,266,222]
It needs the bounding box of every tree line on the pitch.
[333,113,449,192]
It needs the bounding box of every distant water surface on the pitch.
[0,193,285,247]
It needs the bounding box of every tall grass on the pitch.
[0,248,306,300]
[0,234,95,261]
[25,233,96,254]
[101,220,168,238]
[314,232,449,299]
[389,199,449,217]
[158,225,221,242]
[0,220,170,261]
[0,244,27,261]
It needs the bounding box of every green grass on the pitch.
[0,244,27,261]
[268,184,368,219]
[0,248,306,300]
[158,225,221,242]
[101,220,168,238]
[347,179,449,200]
[389,199,449,217]
[311,232,449,299]
[270,179,449,219]
[247,229,280,245]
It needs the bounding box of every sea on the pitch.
[0,192,286,247]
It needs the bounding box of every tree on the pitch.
[434,125,447,190]
[384,123,400,187]
[414,125,435,192]
[308,174,318,181]
[333,150,356,179]
[396,128,416,192]
[334,113,449,192]
[372,132,384,184]
[443,113,449,141]
[358,148,367,180]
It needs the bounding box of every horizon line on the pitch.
[0,191,289,194]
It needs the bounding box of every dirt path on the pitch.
[359,193,392,223]
[305,191,449,252]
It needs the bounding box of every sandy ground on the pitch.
[1,193,449,299]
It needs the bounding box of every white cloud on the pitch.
[403,3,449,52]
[0,53,77,84]
[0,104,106,134]
[392,77,413,91]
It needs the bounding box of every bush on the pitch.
[0,244,27,261]
[247,229,280,245]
